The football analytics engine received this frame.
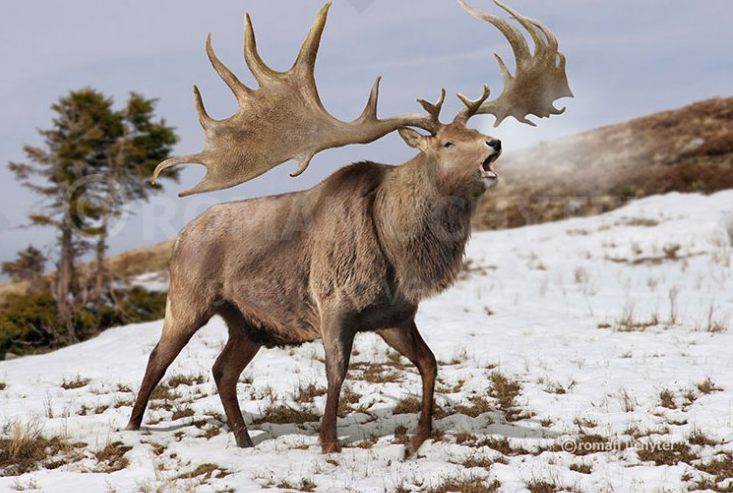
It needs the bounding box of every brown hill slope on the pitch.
[0,240,174,305]
[2,97,732,301]
[474,97,733,229]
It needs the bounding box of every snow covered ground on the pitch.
[2,191,733,493]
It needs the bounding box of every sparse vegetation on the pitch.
[171,407,196,421]
[697,377,723,395]
[337,386,366,418]
[276,478,317,492]
[393,396,422,415]
[617,388,638,412]
[0,286,167,359]
[488,371,526,421]
[569,463,592,474]
[61,376,90,390]
[167,373,207,388]
[393,425,410,445]
[658,388,677,409]
[692,453,733,491]
[688,429,719,447]
[293,382,326,403]
[253,404,320,425]
[0,420,86,476]
[427,476,501,493]
[176,463,230,481]
[94,441,132,473]
[455,395,493,418]
[526,479,562,493]
[461,454,507,468]
[636,441,695,466]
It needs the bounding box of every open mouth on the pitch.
[480,153,500,179]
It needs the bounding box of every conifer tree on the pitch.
[8,88,178,341]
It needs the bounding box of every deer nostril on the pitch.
[486,139,501,152]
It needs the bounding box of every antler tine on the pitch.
[526,16,558,53]
[416,88,446,131]
[205,34,251,105]
[355,77,381,124]
[454,84,490,124]
[453,0,573,127]
[243,13,283,85]
[192,85,213,129]
[495,1,545,57]
[293,3,331,78]
[457,0,530,60]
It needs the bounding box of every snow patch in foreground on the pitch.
[2,191,733,493]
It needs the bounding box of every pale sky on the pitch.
[0,0,731,277]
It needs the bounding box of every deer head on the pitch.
[152,1,573,197]
[398,123,502,197]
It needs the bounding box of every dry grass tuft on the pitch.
[176,463,230,481]
[658,388,677,409]
[393,425,410,445]
[455,395,493,418]
[461,454,508,468]
[167,373,207,388]
[350,361,402,383]
[61,376,91,390]
[293,382,326,403]
[489,371,527,421]
[569,463,592,474]
[276,478,317,492]
[393,396,422,415]
[350,435,379,449]
[697,377,723,395]
[688,429,720,447]
[691,453,733,492]
[94,441,132,472]
[526,479,562,493]
[0,421,86,476]
[253,404,320,425]
[171,407,196,421]
[148,383,182,412]
[427,476,501,493]
[337,386,367,418]
[636,441,695,466]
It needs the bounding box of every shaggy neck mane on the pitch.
[374,155,476,302]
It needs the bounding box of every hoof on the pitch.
[235,435,254,448]
[321,441,341,454]
[125,421,140,431]
[404,434,429,459]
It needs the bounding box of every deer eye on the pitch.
[443,142,454,148]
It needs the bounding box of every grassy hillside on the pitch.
[474,97,733,229]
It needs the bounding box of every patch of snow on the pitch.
[2,191,733,492]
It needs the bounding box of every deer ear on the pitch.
[398,127,428,151]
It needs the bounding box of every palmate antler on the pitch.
[153,1,571,197]
[453,0,574,126]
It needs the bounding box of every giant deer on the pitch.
[126,1,572,454]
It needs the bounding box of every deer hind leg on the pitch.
[319,313,355,453]
[126,298,210,431]
[213,303,261,447]
[377,320,437,456]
